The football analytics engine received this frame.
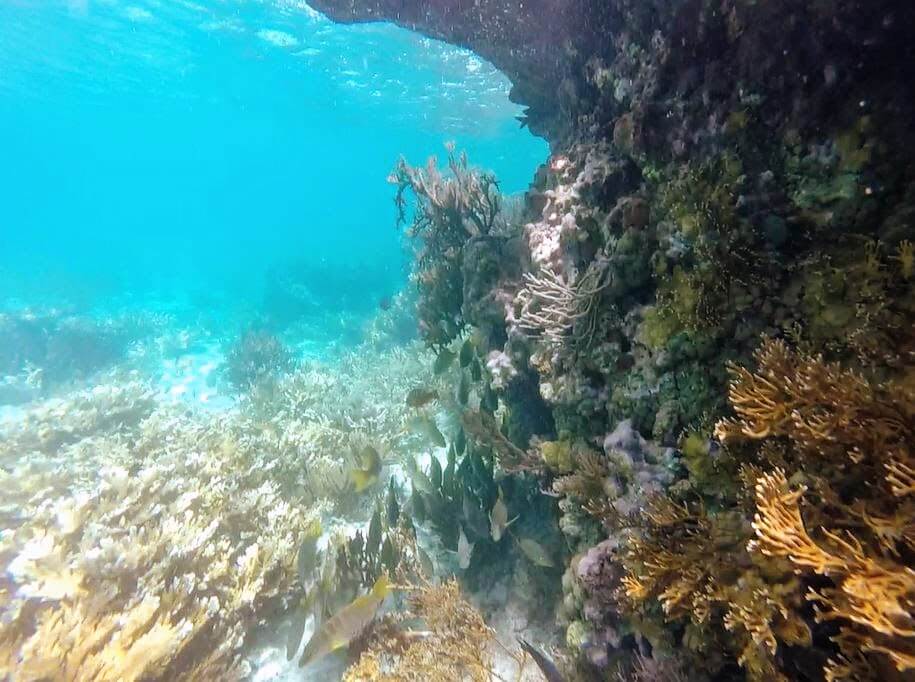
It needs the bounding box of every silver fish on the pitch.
[457,526,474,570]
[286,596,309,661]
[517,537,555,568]
[489,489,518,542]
[408,414,446,448]
[406,457,436,495]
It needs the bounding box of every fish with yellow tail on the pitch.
[350,445,382,492]
[298,574,392,668]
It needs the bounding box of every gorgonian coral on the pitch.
[516,256,611,349]
[390,146,517,347]
[614,338,915,680]
[716,338,915,680]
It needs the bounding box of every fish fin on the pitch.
[518,639,564,681]
[372,573,392,598]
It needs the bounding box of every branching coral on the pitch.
[392,145,505,242]
[0,334,447,680]
[223,328,294,392]
[238,341,441,514]
[0,381,155,460]
[715,338,915,680]
[516,257,612,348]
[461,409,529,472]
[617,493,804,680]
[0,389,313,680]
[390,147,518,346]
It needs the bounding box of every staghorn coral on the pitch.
[223,328,294,392]
[0,381,155,460]
[716,338,915,680]
[237,340,442,514]
[0,308,158,392]
[0,334,450,680]
[0,388,313,680]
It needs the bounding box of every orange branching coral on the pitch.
[714,338,911,456]
[717,339,915,680]
[618,493,800,680]
[886,458,915,497]
[722,576,811,675]
[751,470,915,677]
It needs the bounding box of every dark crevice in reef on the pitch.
[324,1,915,680]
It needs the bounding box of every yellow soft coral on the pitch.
[751,470,915,675]
[717,340,915,679]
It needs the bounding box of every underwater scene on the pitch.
[1,1,914,681]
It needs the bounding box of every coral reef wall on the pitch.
[317,1,915,679]
[311,1,915,150]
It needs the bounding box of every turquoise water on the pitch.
[0,0,546,321]
[0,4,550,677]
